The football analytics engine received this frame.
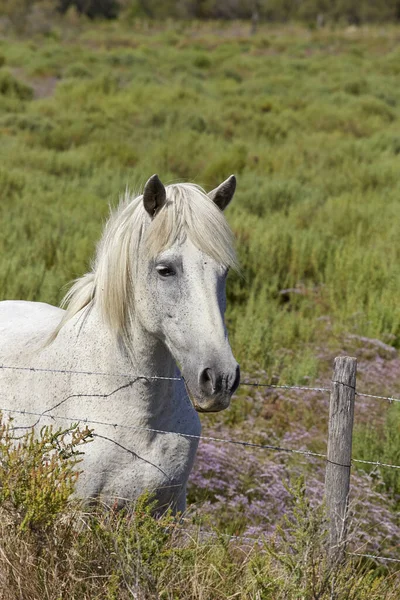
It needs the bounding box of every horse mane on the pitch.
[50,183,237,349]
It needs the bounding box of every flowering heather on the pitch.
[188,430,400,552]
[188,439,292,536]
[188,344,400,555]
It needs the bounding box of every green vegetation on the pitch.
[0,416,92,530]
[354,403,400,504]
[1,418,398,599]
[3,0,400,24]
[1,19,400,594]
[2,21,400,379]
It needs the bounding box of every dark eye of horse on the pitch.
[156,265,175,278]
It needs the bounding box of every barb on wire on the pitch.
[355,391,400,404]
[181,527,260,545]
[352,457,400,470]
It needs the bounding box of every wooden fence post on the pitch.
[324,356,357,563]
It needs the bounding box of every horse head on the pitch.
[135,174,240,412]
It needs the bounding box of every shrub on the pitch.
[0,412,398,598]
[0,415,92,531]
[64,61,93,78]
[0,70,33,100]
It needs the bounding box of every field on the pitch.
[1,16,400,598]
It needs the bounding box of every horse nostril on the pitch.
[232,364,240,394]
[199,368,215,396]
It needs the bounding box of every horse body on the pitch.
[0,300,198,510]
[0,176,239,512]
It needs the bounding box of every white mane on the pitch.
[51,183,237,347]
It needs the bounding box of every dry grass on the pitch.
[0,419,398,600]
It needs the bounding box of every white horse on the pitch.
[0,175,240,512]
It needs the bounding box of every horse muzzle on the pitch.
[185,363,240,413]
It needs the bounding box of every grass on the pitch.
[1,418,399,599]
[1,17,400,595]
[2,22,400,377]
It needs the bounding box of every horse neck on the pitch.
[127,316,179,422]
[128,313,177,382]
[79,305,178,423]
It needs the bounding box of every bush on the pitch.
[0,426,398,600]
[0,70,33,100]
[0,415,92,531]
[63,61,93,78]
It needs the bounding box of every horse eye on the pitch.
[156,265,175,278]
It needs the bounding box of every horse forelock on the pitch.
[54,182,237,346]
[146,183,237,268]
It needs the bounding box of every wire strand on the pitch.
[355,391,400,404]
[348,552,400,564]
[1,363,400,562]
[1,404,400,471]
[2,363,400,403]
[0,364,182,381]
[0,405,327,459]
[183,530,400,564]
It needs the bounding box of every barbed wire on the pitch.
[0,404,327,459]
[193,531,400,564]
[1,363,400,469]
[348,551,400,564]
[1,403,400,471]
[351,457,400,470]
[0,364,330,392]
[0,364,182,382]
[241,381,331,393]
[1,363,400,563]
[2,363,400,403]
[355,391,400,404]
[180,528,400,565]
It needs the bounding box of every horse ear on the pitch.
[208,175,236,211]
[143,174,167,218]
